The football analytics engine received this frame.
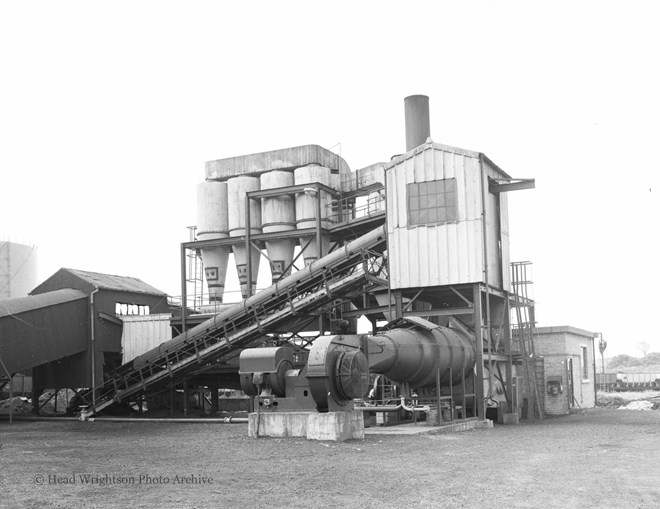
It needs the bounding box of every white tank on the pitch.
[260,171,296,283]
[0,241,38,299]
[294,165,333,265]
[228,176,262,298]
[196,182,230,303]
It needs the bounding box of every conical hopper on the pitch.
[232,244,261,298]
[200,246,230,302]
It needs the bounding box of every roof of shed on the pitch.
[64,269,167,295]
[387,140,512,180]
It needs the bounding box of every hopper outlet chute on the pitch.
[265,239,296,283]
[298,235,331,266]
[200,247,230,302]
[232,244,261,299]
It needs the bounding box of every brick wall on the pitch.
[533,326,596,415]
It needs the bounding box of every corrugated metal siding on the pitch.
[387,145,485,289]
[121,314,172,364]
[482,158,510,291]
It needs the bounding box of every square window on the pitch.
[407,178,457,226]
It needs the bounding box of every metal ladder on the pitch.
[511,261,544,420]
[86,226,388,417]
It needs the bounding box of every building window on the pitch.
[407,178,457,226]
[581,346,589,380]
[115,303,150,316]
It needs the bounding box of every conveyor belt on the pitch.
[86,226,387,416]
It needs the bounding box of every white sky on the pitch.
[1,1,658,357]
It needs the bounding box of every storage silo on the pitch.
[260,171,296,284]
[196,182,230,303]
[228,176,262,298]
[294,165,333,265]
[0,241,38,299]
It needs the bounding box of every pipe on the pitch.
[89,288,100,410]
[0,415,248,423]
[359,397,430,413]
[404,95,431,151]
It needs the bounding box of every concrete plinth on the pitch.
[248,410,364,441]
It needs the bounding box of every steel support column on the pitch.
[473,284,485,419]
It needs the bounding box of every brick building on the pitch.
[533,326,596,415]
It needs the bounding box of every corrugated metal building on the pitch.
[0,268,172,410]
[386,142,510,290]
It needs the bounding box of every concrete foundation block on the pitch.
[248,411,310,438]
[306,410,364,441]
[248,410,364,441]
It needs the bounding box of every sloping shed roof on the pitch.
[387,140,512,180]
[0,288,87,318]
[31,268,166,296]
[65,269,167,295]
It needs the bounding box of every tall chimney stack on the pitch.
[404,95,430,152]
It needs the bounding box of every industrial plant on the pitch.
[0,96,598,439]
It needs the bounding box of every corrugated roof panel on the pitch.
[65,269,166,295]
[0,288,87,318]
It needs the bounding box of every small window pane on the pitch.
[409,184,419,197]
[428,208,438,223]
[409,196,419,211]
[419,195,429,209]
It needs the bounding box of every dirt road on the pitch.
[1,408,658,508]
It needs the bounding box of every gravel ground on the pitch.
[1,408,659,509]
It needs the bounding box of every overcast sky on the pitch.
[1,1,658,357]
